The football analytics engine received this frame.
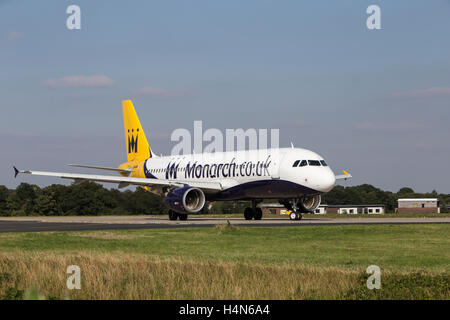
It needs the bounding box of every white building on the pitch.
[314,205,327,214]
[397,198,440,213]
[314,204,385,215]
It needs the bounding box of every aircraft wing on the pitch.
[335,170,352,180]
[67,164,132,176]
[13,167,223,193]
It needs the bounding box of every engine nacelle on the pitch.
[164,187,206,214]
[297,195,321,213]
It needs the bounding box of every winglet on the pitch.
[13,166,19,178]
[335,170,352,181]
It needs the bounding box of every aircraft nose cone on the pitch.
[315,171,336,193]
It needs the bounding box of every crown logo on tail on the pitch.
[128,129,139,153]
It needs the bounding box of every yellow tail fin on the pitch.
[122,100,152,162]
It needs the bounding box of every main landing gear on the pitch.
[244,200,263,220]
[168,210,188,221]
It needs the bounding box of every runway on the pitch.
[0,216,449,233]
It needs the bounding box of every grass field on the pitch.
[0,224,449,299]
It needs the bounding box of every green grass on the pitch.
[1,224,449,272]
[1,224,449,299]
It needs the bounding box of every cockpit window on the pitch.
[320,160,328,166]
[299,160,307,167]
[292,160,300,167]
[308,160,321,166]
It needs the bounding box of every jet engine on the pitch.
[297,195,321,213]
[164,187,206,213]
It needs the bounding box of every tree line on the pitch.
[0,182,448,216]
[322,184,448,212]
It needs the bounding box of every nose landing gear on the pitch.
[281,199,303,221]
[289,212,302,220]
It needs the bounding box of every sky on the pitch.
[1,0,449,193]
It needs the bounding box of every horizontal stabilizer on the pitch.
[13,166,19,178]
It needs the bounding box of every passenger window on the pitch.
[292,160,300,167]
[308,160,321,166]
[300,160,307,167]
[320,160,328,166]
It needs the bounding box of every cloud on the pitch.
[133,86,193,99]
[7,31,20,41]
[391,87,450,98]
[42,75,115,88]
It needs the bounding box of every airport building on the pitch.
[314,205,327,214]
[397,198,440,213]
[319,204,385,215]
[260,204,385,215]
[260,204,290,215]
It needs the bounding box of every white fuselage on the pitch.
[143,148,336,200]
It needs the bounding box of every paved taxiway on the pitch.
[0,216,449,233]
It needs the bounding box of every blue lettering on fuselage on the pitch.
[166,162,180,179]
[164,155,272,180]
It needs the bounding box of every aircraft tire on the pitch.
[289,212,297,220]
[168,210,178,221]
[296,213,303,220]
[244,207,254,220]
[254,208,263,220]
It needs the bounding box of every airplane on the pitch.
[14,100,351,221]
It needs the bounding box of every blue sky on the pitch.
[1,0,450,192]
